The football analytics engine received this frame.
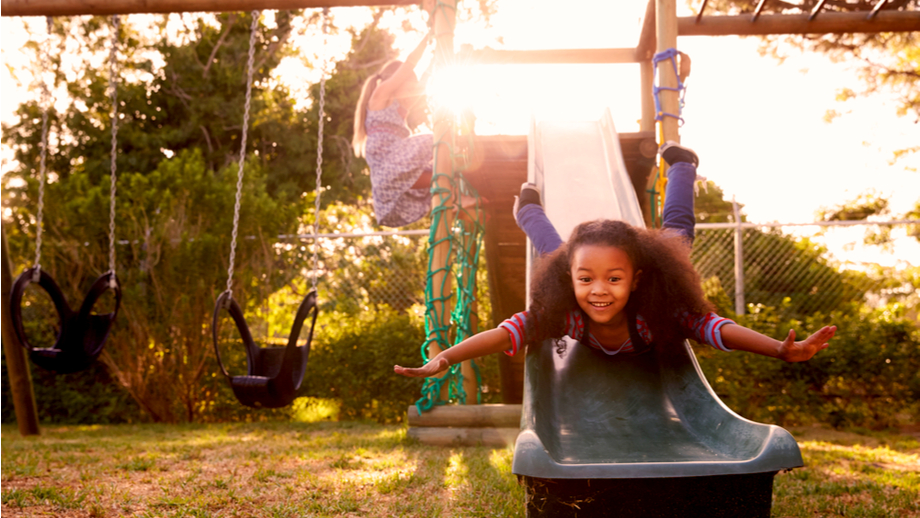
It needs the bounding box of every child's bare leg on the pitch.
[410,170,433,190]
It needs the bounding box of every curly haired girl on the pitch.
[395,143,836,378]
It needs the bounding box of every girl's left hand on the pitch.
[777,325,836,362]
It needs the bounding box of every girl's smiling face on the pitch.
[570,244,641,329]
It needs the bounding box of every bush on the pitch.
[299,306,427,423]
[693,303,920,429]
[1,353,145,425]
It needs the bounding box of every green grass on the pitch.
[2,423,917,517]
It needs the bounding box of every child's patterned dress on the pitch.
[364,100,433,227]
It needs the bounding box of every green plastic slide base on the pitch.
[512,336,803,480]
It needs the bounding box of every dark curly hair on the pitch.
[527,219,713,350]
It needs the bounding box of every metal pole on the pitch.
[1,226,41,436]
[732,196,745,316]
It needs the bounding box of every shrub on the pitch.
[1,353,145,425]
[693,303,920,429]
[299,307,427,423]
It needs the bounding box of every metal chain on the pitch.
[311,8,328,293]
[108,15,119,279]
[225,10,260,297]
[33,16,53,280]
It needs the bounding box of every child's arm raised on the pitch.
[394,328,512,378]
[720,324,836,362]
[371,31,432,106]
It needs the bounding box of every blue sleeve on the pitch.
[516,204,564,256]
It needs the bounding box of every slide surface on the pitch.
[512,110,803,479]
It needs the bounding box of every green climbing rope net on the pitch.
[415,0,484,414]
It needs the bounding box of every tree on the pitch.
[699,1,919,157]
[694,180,746,224]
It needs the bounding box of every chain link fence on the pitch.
[290,220,918,320]
[692,220,919,317]
[295,230,430,315]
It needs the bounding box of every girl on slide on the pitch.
[395,142,836,377]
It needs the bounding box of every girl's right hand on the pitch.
[777,326,836,363]
[394,357,448,378]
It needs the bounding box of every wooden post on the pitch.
[638,0,657,134]
[425,0,456,391]
[639,60,656,228]
[638,62,656,134]
[645,0,680,227]
[656,0,680,146]
[638,0,657,227]
[1,228,41,436]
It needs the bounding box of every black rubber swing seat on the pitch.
[211,290,318,409]
[9,267,122,374]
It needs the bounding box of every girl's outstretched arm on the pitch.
[720,324,836,362]
[394,328,512,378]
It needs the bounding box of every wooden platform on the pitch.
[407,404,522,448]
[462,132,656,404]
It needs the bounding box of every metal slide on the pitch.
[513,109,803,482]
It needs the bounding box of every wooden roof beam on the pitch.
[1,0,414,17]
[679,10,920,36]
[464,47,641,65]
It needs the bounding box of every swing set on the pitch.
[4,10,331,413]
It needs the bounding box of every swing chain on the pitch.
[311,8,328,293]
[225,10,260,299]
[108,15,119,283]
[33,16,54,282]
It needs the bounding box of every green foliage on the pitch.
[816,189,891,221]
[694,181,744,224]
[702,1,920,128]
[1,353,144,425]
[300,307,426,423]
[693,304,920,430]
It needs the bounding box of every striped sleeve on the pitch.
[498,311,532,356]
[565,311,585,342]
[680,312,736,352]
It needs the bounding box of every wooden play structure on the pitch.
[3,0,917,515]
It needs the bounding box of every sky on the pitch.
[2,0,918,264]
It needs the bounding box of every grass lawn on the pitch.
[2,422,918,517]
